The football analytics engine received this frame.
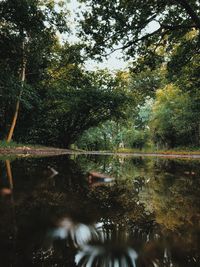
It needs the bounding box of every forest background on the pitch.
[0,0,199,151]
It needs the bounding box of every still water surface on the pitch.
[0,155,200,267]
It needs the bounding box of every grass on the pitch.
[0,140,58,150]
[0,140,26,148]
[0,141,67,159]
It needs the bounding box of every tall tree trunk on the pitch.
[7,41,26,142]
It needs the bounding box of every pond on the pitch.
[0,155,200,267]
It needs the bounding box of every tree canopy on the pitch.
[79,0,200,59]
[0,0,131,147]
[0,0,199,150]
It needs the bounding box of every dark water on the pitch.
[0,155,200,267]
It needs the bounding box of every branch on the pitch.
[103,27,162,56]
[175,0,200,29]
[153,29,170,53]
[103,14,158,44]
[159,23,196,30]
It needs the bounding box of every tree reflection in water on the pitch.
[0,156,200,267]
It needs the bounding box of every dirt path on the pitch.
[1,147,200,159]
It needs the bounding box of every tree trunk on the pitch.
[7,41,26,142]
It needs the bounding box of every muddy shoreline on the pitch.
[1,147,200,159]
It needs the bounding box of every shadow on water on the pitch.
[0,155,200,266]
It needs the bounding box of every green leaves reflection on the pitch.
[0,156,200,266]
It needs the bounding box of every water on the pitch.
[0,155,200,267]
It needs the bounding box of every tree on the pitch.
[19,42,130,148]
[40,69,129,147]
[150,84,195,148]
[79,0,200,59]
[128,67,166,107]
[76,120,129,151]
[0,0,68,141]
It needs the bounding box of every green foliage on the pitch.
[0,0,130,148]
[134,97,154,129]
[0,0,68,77]
[124,129,150,150]
[76,122,114,151]
[0,0,199,150]
[77,118,150,151]
[0,0,69,140]
[0,140,23,148]
[79,0,200,59]
[167,30,200,93]
[128,68,165,104]
[150,84,196,148]
[19,63,130,147]
[76,120,128,151]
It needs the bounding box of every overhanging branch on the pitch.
[175,0,200,29]
[103,27,162,56]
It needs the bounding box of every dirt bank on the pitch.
[1,147,200,159]
[0,147,72,156]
